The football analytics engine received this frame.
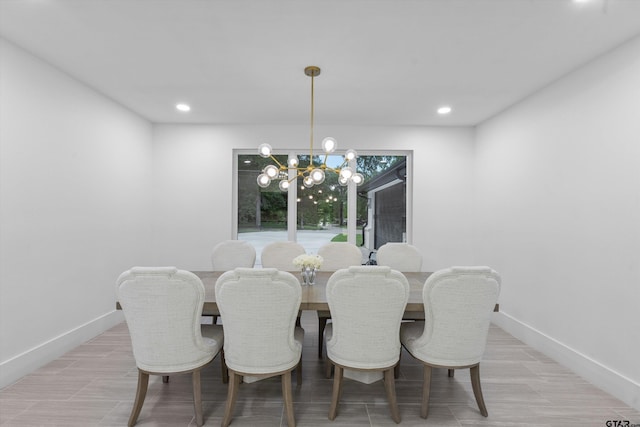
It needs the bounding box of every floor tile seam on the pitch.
[98,400,133,425]
[0,395,85,402]
[67,376,122,402]
[364,402,373,426]
[0,400,38,425]
[524,403,640,411]
[67,395,130,403]
[279,403,285,427]
[443,402,466,426]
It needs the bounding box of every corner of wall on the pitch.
[493,314,640,411]
[0,311,124,389]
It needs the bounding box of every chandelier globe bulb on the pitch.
[278,180,290,191]
[303,175,314,188]
[339,166,354,180]
[351,172,365,185]
[311,168,325,184]
[263,164,279,179]
[258,143,272,158]
[321,137,337,154]
[344,148,357,161]
[257,173,271,188]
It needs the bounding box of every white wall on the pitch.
[0,39,154,387]
[475,35,640,409]
[152,124,476,271]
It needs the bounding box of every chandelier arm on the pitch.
[335,159,349,169]
[282,169,306,184]
[269,155,286,170]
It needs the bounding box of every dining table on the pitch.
[193,270,499,317]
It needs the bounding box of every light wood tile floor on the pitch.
[1,311,638,426]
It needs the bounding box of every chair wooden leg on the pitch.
[383,368,401,424]
[325,359,333,379]
[448,369,455,377]
[282,370,296,426]
[328,365,344,420]
[318,317,328,358]
[128,370,149,427]
[296,359,303,385]
[220,350,229,384]
[470,365,488,417]
[222,370,241,427]
[420,365,433,419]
[192,369,204,426]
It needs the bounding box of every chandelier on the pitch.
[256,66,364,191]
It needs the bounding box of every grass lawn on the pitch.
[331,233,364,246]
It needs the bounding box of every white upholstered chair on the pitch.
[261,241,306,270]
[211,240,256,270]
[116,267,225,427]
[377,242,424,324]
[400,266,501,418]
[215,268,304,427]
[209,240,257,324]
[376,242,423,272]
[324,266,409,423]
[316,242,363,357]
[317,241,363,270]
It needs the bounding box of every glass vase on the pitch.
[301,265,316,285]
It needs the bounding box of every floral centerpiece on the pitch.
[293,254,323,269]
[293,254,323,285]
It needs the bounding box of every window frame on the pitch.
[233,149,413,246]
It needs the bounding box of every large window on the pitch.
[235,150,410,265]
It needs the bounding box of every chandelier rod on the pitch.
[306,66,321,167]
[310,69,314,165]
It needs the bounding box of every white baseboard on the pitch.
[492,312,640,411]
[0,310,125,389]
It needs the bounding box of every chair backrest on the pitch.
[376,243,423,272]
[413,266,501,366]
[261,241,305,270]
[317,242,362,270]
[215,268,302,374]
[211,240,256,270]
[326,266,409,369]
[116,267,217,373]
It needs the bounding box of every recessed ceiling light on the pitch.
[437,106,452,115]
[176,103,191,112]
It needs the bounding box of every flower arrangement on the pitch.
[293,254,323,269]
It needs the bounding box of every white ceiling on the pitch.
[1,0,639,126]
